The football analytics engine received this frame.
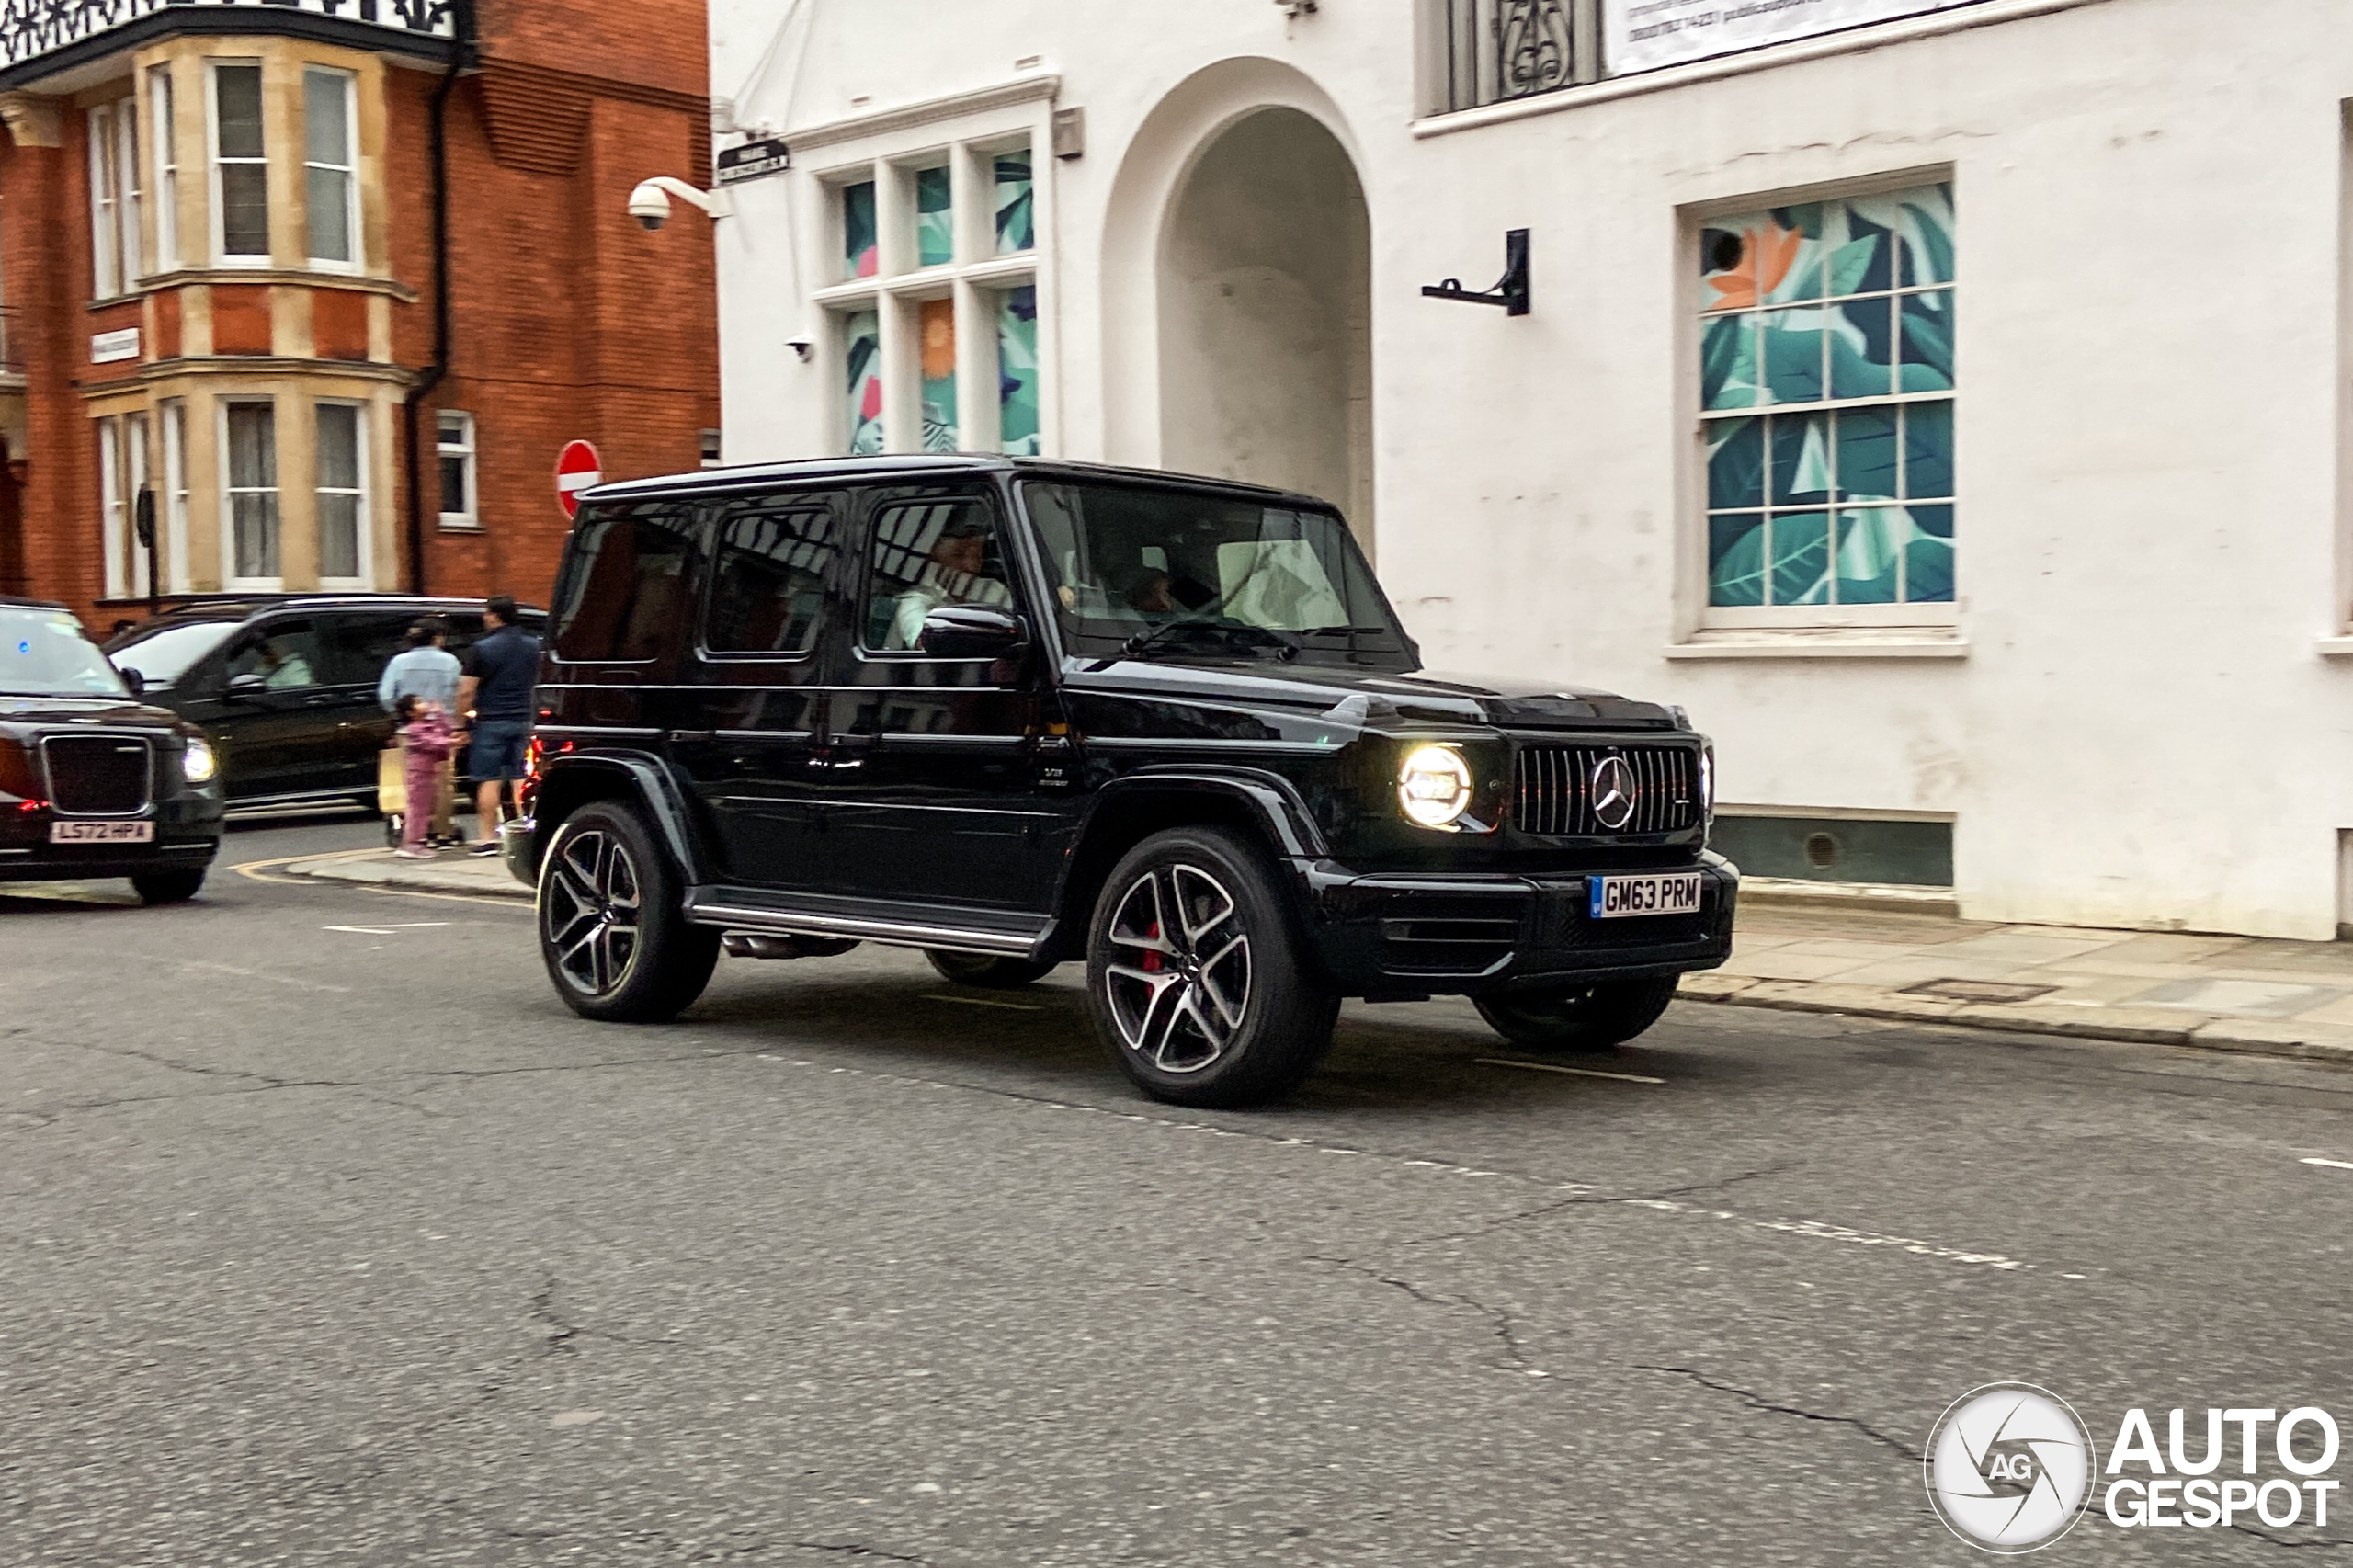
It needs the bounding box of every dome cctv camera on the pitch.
[786,335,813,361]
[627,180,672,232]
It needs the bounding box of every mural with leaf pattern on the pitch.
[1699,182,1954,608]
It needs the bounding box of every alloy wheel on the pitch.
[1102,861,1253,1074]
[543,827,642,996]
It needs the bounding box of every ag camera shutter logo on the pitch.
[1925,1383,2097,1553]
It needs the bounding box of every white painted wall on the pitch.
[709,0,2353,939]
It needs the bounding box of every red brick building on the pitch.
[0,0,719,627]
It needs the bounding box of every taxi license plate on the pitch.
[1589,870,1703,919]
[50,820,153,844]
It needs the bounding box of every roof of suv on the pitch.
[585,455,1332,510]
[116,595,545,630]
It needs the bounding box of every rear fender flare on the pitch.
[530,754,709,885]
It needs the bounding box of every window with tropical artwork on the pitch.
[1699,181,1955,621]
[818,130,1048,457]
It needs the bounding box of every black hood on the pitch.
[1063,659,1677,732]
[0,693,191,733]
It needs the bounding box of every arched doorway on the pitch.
[1158,108,1371,549]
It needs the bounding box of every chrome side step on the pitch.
[686,896,1039,959]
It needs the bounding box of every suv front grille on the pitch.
[1514,744,1699,836]
[43,735,154,816]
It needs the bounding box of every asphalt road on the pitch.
[5,816,2352,1566]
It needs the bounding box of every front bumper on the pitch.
[0,792,224,883]
[1296,851,1738,997]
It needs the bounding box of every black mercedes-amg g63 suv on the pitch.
[506,458,1736,1108]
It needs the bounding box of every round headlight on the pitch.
[182,736,218,785]
[1398,744,1473,829]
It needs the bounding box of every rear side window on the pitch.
[551,504,702,664]
[320,612,414,686]
[704,499,835,655]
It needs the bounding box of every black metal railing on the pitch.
[1438,0,1593,114]
[3,0,453,71]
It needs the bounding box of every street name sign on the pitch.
[1605,0,1991,74]
[716,137,790,187]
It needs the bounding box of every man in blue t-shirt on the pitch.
[457,596,541,856]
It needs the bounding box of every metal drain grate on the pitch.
[1899,978,2059,1005]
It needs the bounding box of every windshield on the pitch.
[1019,481,1415,669]
[0,607,131,699]
[107,619,238,687]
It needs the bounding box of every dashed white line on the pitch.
[921,994,1042,1011]
[2302,1157,2353,1171]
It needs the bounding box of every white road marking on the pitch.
[1478,1057,1666,1085]
[2302,1157,2353,1171]
[921,994,1042,1011]
[175,960,351,994]
[324,922,449,935]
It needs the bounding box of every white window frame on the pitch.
[809,117,1051,459]
[207,60,271,268]
[87,104,120,299]
[301,66,359,272]
[151,66,179,272]
[97,415,125,597]
[116,104,142,285]
[220,398,281,589]
[313,399,370,588]
[124,411,151,597]
[436,409,478,530]
[161,400,189,591]
[1685,174,1961,632]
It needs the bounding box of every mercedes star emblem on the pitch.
[1590,754,1639,831]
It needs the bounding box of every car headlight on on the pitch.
[1398,744,1474,829]
[182,736,218,785]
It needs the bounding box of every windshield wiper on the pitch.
[1085,619,1297,671]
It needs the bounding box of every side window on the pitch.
[551,504,703,665]
[860,496,1015,653]
[704,499,835,656]
[226,619,323,691]
[320,612,413,687]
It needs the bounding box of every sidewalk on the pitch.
[279,849,2353,1067]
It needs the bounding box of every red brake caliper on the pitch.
[1142,921,1163,972]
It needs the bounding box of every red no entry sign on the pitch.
[555,439,602,520]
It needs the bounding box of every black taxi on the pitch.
[506,458,1737,1108]
[0,598,223,903]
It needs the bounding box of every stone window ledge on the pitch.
[1665,630,1968,661]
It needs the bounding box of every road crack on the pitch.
[1647,1365,1921,1460]
[1401,1164,1798,1247]
[1304,1255,1536,1371]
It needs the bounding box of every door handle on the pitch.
[666,730,715,744]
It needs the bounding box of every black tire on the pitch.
[925,950,1057,988]
[1474,977,1681,1053]
[130,868,207,905]
[1085,826,1337,1109]
[538,802,720,1023]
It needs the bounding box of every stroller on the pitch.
[378,740,463,849]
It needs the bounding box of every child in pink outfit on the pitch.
[394,695,457,857]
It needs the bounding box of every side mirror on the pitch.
[225,671,267,699]
[118,666,145,699]
[918,604,1029,660]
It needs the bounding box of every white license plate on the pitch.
[1589,870,1703,919]
[50,820,153,844]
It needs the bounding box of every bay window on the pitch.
[210,62,269,264]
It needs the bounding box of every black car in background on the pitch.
[0,597,223,903]
[107,596,546,810]
[506,456,1737,1109]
